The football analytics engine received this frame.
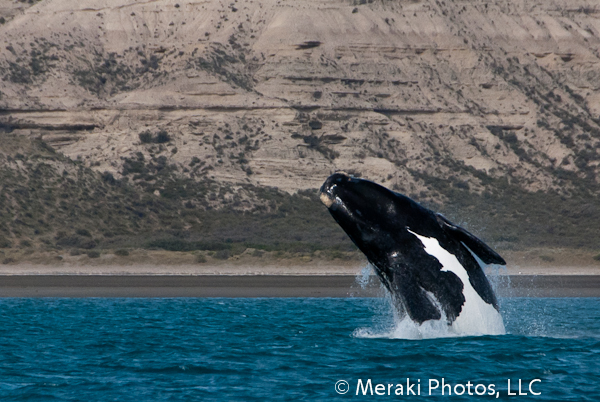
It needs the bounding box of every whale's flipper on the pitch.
[436,214,506,266]
[389,263,465,324]
[392,270,442,323]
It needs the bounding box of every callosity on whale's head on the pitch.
[320,173,506,333]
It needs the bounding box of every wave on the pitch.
[353,263,506,340]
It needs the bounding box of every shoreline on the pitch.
[0,274,598,298]
[2,260,600,276]
[1,247,600,277]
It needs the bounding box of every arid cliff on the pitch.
[1,0,600,258]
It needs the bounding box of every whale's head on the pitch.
[319,173,430,265]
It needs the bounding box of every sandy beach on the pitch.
[0,261,599,297]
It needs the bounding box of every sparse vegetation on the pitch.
[0,135,356,256]
[139,130,171,144]
[291,133,345,160]
[0,236,12,248]
[2,130,600,257]
[86,251,101,258]
[214,250,230,260]
[2,1,600,265]
[190,42,253,91]
[73,52,136,95]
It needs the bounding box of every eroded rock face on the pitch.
[0,0,599,201]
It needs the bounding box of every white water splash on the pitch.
[356,264,375,289]
[352,234,506,339]
[353,299,505,340]
[354,317,462,340]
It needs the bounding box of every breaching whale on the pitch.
[319,173,505,334]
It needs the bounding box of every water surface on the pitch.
[0,297,598,401]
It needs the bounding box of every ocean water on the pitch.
[0,297,598,401]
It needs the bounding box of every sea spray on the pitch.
[355,264,375,289]
[484,263,511,297]
[353,262,507,339]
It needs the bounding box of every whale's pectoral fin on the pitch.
[390,269,442,324]
[436,214,506,265]
[417,269,465,323]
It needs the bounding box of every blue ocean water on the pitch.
[0,297,598,401]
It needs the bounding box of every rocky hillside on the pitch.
[1,0,600,255]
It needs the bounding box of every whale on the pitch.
[319,173,506,334]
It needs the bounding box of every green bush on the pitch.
[114,249,130,256]
[86,251,101,258]
[0,236,12,248]
[147,239,232,252]
[139,131,153,143]
[155,130,171,143]
[139,130,171,144]
[56,235,96,249]
[76,229,92,237]
[214,249,230,260]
